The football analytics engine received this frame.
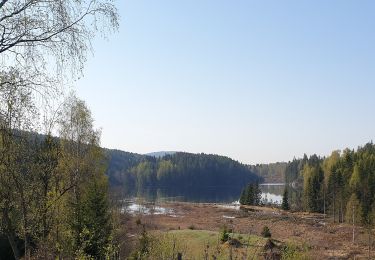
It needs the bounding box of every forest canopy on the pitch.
[106,151,261,192]
[284,142,375,227]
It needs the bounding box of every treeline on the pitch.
[249,162,287,183]
[0,94,115,259]
[108,152,261,192]
[284,154,321,185]
[284,143,375,227]
[105,149,147,186]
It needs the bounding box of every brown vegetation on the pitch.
[122,202,374,259]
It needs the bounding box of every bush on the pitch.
[281,242,309,260]
[261,226,271,238]
[188,224,195,230]
[220,226,230,243]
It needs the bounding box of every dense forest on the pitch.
[105,149,148,187]
[284,143,375,228]
[249,162,287,183]
[106,151,261,194]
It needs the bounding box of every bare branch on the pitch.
[0,0,9,9]
[0,0,119,87]
[0,0,34,23]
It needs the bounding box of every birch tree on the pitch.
[0,70,38,259]
[0,0,119,89]
[57,94,111,257]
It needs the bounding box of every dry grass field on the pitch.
[120,202,374,259]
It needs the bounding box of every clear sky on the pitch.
[76,1,375,164]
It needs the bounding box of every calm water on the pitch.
[124,183,285,205]
[259,183,284,204]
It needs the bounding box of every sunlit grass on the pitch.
[151,229,267,260]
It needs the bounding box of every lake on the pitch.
[123,183,285,208]
[259,183,284,204]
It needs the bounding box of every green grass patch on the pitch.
[132,229,310,260]
[162,229,267,259]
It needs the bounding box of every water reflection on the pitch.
[123,198,176,216]
[123,183,285,204]
[129,186,241,203]
[260,183,285,204]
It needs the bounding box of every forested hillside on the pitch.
[249,162,287,183]
[105,149,148,186]
[105,151,261,192]
[284,142,375,227]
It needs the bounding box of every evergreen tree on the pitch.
[282,187,290,210]
[303,164,324,213]
[80,177,112,258]
[253,182,262,205]
[246,184,254,205]
[239,182,262,206]
[239,188,247,205]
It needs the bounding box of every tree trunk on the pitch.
[3,206,21,260]
[22,209,30,260]
[340,197,343,223]
[323,185,326,219]
[7,232,21,260]
[369,229,372,260]
[19,191,30,259]
[352,205,355,244]
[333,189,336,223]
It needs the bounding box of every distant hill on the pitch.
[145,151,177,158]
[104,149,148,186]
[105,150,261,192]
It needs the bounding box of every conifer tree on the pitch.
[246,184,254,205]
[239,182,262,206]
[282,187,290,210]
[253,182,262,206]
[239,188,247,205]
[80,177,112,258]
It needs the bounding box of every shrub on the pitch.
[188,224,195,230]
[261,226,271,238]
[220,226,230,243]
[281,242,309,260]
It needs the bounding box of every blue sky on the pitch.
[77,1,375,164]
